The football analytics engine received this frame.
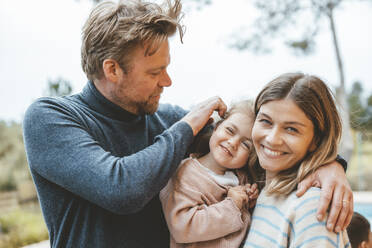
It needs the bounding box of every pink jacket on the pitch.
[160,158,251,248]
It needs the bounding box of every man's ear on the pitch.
[102,59,122,83]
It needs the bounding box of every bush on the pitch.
[0,172,16,192]
[0,208,48,248]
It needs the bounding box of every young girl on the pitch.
[160,100,259,248]
[243,72,350,247]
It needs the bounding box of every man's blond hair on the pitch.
[81,0,184,81]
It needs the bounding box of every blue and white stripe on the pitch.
[243,187,350,248]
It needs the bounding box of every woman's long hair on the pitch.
[254,72,342,195]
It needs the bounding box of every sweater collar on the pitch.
[80,81,142,122]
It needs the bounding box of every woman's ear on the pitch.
[309,136,319,152]
[309,141,316,152]
[102,59,122,83]
[360,240,367,248]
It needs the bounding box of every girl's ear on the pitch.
[360,240,367,248]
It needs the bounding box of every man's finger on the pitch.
[339,191,353,230]
[316,182,335,222]
[216,98,227,117]
[296,174,315,197]
[342,197,353,230]
[325,184,343,232]
[333,192,351,232]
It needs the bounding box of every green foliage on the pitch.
[0,171,16,192]
[44,77,73,97]
[347,132,372,191]
[348,81,372,131]
[0,121,29,192]
[0,208,48,248]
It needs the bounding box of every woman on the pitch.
[243,73,350,247]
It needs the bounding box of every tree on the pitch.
[348,81,366,130]
[44,77,73,97]
[221,0,371,161]
[84,0,370,161]
[360,92,372,131]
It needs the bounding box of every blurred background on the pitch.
[1,0,371,247]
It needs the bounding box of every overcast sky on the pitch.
[1,0,371,122]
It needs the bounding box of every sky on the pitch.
[1,0,371,122]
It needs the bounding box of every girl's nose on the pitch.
[228,136,240,150]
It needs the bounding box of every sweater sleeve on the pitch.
[160,163,244,244]
[23,98,194,215]
[292,188,350,248]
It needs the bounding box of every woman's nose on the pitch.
[265,127,283,146]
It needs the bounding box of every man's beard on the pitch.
[136,100,159,115]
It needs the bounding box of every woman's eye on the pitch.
[286,127,298,133]
[259,118,271,125]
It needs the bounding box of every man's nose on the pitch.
[159,70,172,87]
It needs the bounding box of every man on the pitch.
[23,0,352,247]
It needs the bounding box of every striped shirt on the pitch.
[243,187,350,248]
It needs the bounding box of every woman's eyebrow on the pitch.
[259,112,307,127]
[257,112,271,119]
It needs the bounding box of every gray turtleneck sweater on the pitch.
[23,81,194,248]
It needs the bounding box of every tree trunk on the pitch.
[328,6,353,162]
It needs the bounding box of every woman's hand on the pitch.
[296,161,353,233]
[245,183,259,209]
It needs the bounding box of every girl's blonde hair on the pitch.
[254,72,342,195]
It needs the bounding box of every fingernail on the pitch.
[335,226,341,233]
[317,214,323,221]
[327,223,333,230]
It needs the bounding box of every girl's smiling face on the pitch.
[207,113,253,174]
[252,99,315,180]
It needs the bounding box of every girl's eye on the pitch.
[242,141,252,149]
[151,72,160,76]
[225,127,234,134]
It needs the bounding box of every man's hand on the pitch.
[228,185,249,210]
[296,160,353,233]
[181,96,227,136]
